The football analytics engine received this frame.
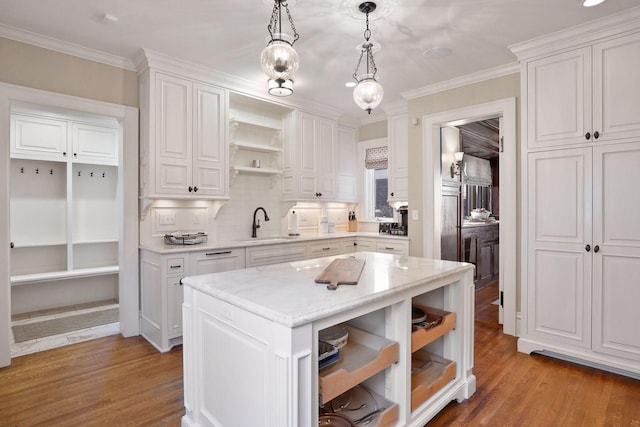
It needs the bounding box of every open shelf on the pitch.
[231,165,282,175]
[318,325,398,405]
[229,141,283,153]
[11,265,119,286]
[410,350,456,411]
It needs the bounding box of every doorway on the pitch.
[422,98,517,336]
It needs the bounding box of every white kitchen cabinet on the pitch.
[335,125,358,202]
[282,111,337,201]
[181,252,475,427]
[387,113,409,202]
[355,237,376,252]
[140,247,245,352]
[9,106,120,313]
[139,70,228,199]
[308,240,344,258]
[11,112,118,166]
[526,31,640,149]
[523,142,640,367]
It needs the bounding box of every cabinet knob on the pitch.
[63,152,67,156]
[594,245,600,253]
[585,132,591,141]
[10,242,14,249]
[390,192,395,197]
[179,278,184,285]
[188,186,193,192]
[73,153,77,157]
[594,131,600,140]
[193,186,198,192]
[585,244,591,252]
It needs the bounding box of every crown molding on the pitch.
[401,62,520,100]
[0,23,136,71]
[510,5,640,61]
[137,49,344,121]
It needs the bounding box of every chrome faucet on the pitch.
[252,207,270,238]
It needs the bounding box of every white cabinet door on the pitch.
[592,32,640,143]
[190,248,245,274]
[527,148,592,347]
[592,142,640,361]
[167,276,183,338]
[316,117,336,199]
[192,83,227,196]
[10,113,68,161]
[336,126,358,202]
[71,122,119,165]
[527,47,592,149]
[155,73,193,194]
[388,113,408,201]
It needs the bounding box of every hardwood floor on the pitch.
[1,282,638,426]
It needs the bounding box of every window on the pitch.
[365,146,393,220]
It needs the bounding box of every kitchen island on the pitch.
[181,251,475,427]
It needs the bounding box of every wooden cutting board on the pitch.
[315,257,366,290]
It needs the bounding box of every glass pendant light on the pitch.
[261,0,300,95]
[352,2,383,114]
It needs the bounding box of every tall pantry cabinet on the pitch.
[513,13,640,375]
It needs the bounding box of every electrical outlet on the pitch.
[192,212,201,225]
[412,210,419,221]
[159,212,176,225]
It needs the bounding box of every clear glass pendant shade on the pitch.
[353,74,384,114]
[261,39,299,81]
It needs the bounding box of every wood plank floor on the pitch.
[0,282,638,426]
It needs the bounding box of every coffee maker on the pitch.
[395,206,408,235]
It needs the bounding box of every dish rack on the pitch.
[164,232,208,245]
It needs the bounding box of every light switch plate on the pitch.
[412,210,419,220]
[159,212,176,225]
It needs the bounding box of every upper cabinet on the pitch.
[335,125,358,202]
[139,69,228,199]
[282,111,339,201]
[11,112,118,166]
[388,112,409,202]
[526,31,640,149]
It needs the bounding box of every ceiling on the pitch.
[1,0,639,122]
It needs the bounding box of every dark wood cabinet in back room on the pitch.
[462,224,499,289]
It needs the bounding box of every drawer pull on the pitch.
[322,247,331,251]
[205,251,232,256]
[170,264,182,269]
[385,247,394,250]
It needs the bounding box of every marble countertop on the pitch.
[181,251,472,328]
[140,232,409,254]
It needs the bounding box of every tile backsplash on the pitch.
[140,174,355,246]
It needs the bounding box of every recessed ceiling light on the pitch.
[582,0,606,6]
[424,46,452,59]
[345,81,357,88]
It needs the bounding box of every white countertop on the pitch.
[140,232,409,254]
[181,251,472,328]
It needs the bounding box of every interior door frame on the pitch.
[0,82,139,367]
[422,97,517,336]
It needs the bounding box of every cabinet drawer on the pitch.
[411,351,456,411]
[411,306,456,353]
[318,325,398,404]
[245,243,307,268]
[166,257,185,275]
[190,248,245,275]
[309,242,342,257]
[375,241,408,256]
